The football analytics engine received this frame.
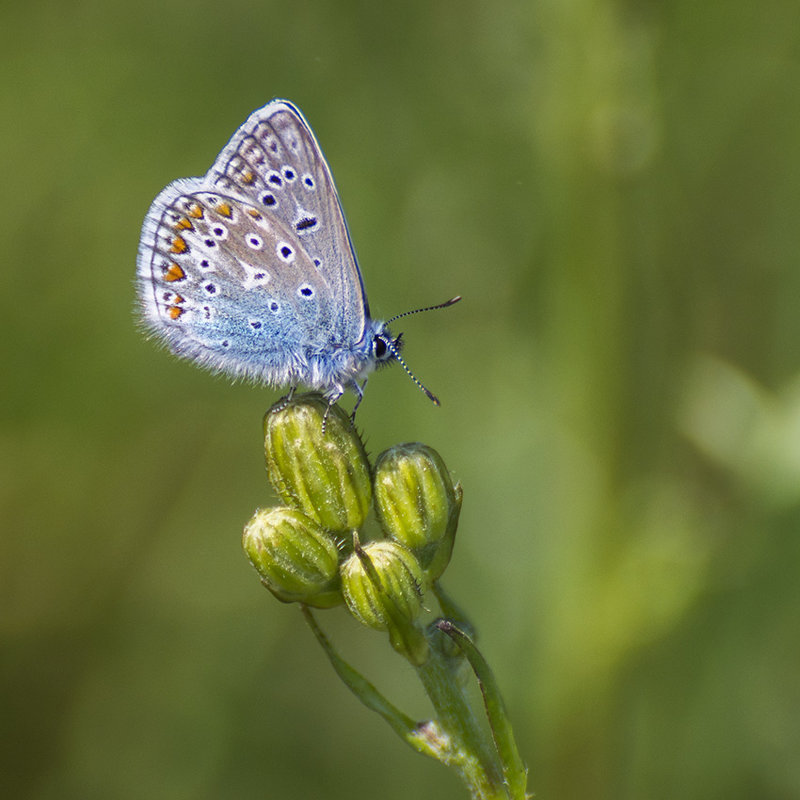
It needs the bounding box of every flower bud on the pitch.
[373,443,462,581]
[341,539,429,665]
[263,394,372,532]
[242,507,343,608]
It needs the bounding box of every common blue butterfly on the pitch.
[136,99,458,411]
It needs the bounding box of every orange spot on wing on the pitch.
[173,294,185,304]
[170,236,188,254]
[246,209,262,220]
[216,202,232,217]
[187,203,204,219]
[240,170,255,185]
[163,263,186,282]
[167,306,184,320]
[174,217,194,231]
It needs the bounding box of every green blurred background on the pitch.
[3,1,800,797]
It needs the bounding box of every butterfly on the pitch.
[136,99,458,412]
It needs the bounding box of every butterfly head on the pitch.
[372,327,402,367]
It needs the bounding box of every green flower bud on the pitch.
[341,539,429,665]
[263,394,372,532]
[373,443,462,581]
[242,507,343,608]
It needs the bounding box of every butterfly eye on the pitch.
[373,336,387,359]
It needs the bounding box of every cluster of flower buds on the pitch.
[242,394,461,664]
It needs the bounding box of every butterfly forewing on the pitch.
[209,101,368,347]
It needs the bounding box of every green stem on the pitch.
[433,581,476,634]
[301,606,449,763]
[436,620,528,799]
[303,606,515,799]
[415,642,511,799]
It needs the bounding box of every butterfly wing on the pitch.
[210,100,371,336]
[136,100,371,389]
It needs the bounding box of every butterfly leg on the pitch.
[349,379,368,421]
[272,385,298,414]
[322,384,345,433]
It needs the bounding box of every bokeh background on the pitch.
[3,1,800,798]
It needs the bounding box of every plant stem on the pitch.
[415,644,511,799]
[436,620,528,799]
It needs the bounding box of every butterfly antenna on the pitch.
[383,295,461,405]
[383,336,441,406]
[385,295,461,325]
